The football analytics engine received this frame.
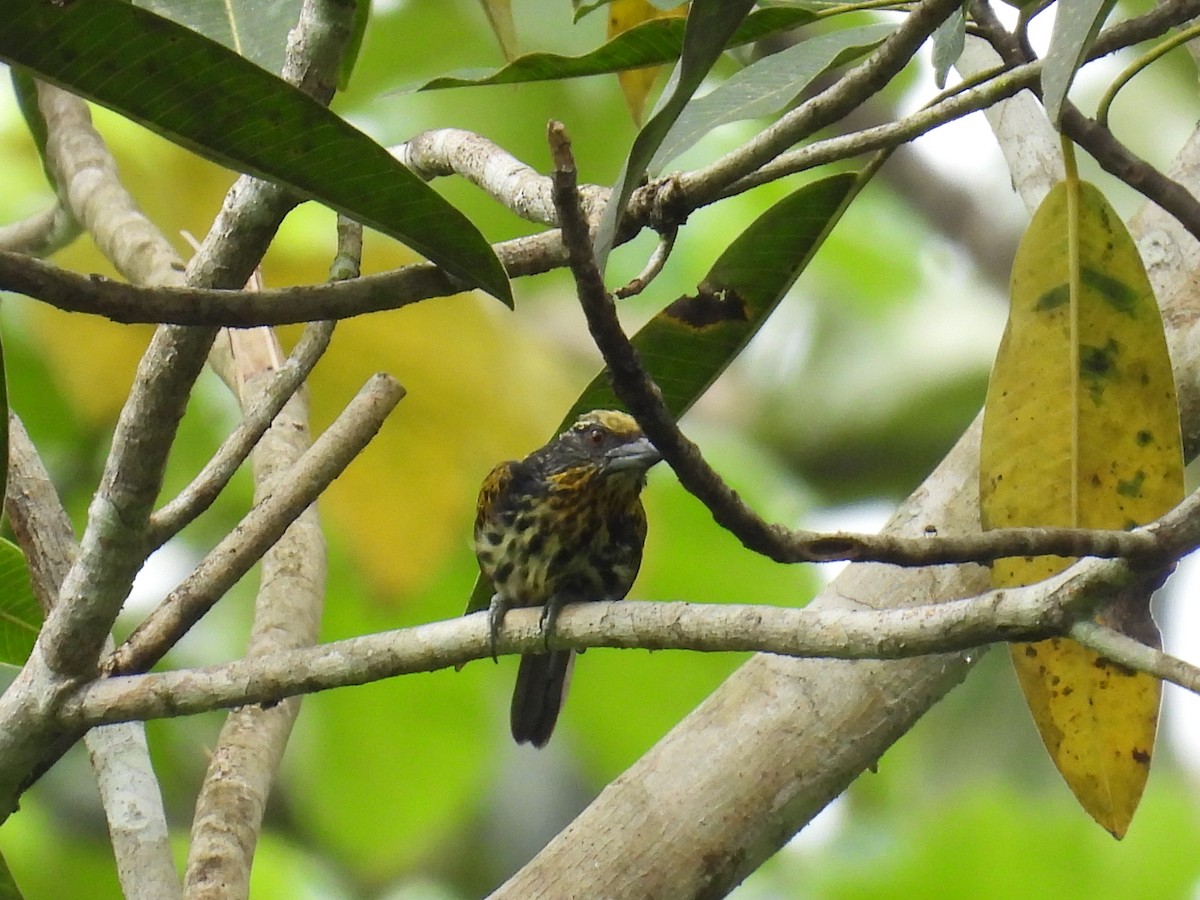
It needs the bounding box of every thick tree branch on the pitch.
[184,338,327,900]
[6,417,181,900]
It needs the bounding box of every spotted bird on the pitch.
[474,410,661,747]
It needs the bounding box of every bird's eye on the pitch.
[586,427,606,445]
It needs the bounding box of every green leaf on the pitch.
[418,7,816,90]
[0,540,41,667]
[1041,0,1116,126]
[931,1,966,90]
[0,849,24,900]
[651,23,894,171]
[595,0,758,269]
[466,172,859,614]
[133,0,302,74]
[1,0,511,304]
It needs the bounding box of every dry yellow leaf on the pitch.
[980,180,1182,838]
[609,0,689,123]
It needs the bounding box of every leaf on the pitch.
[0,540,41,668]
[930,1,966,89]
[576,0,702,19]
[466,172,859,614]
[1041,0,1117,126]
[650,23,894,171]
[477,0,519,60]
[609,0,688,123]
[979,180,1183,838]
[0,849,23,900]
[595,0,757,269]
[1,0,511,304]
[133,0,303,74]
[417,7,815,90]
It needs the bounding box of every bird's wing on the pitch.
[474,460,516,532]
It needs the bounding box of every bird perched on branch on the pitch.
[474,409,662,747]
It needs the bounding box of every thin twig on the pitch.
[615,228,676,299]
[147,320,337,544]
[669,0,965,201]
[105,373,405,675]
[1071,620,1200,693]
[330,215,363,281]
[394,128,608,226]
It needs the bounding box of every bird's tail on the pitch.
[511,650,574,748]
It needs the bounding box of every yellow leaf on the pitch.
[980,180,1183,838]
[609,0,688,123]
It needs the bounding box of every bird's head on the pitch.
[541,410,662,481]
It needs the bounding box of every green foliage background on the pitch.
[0,0,1198,897]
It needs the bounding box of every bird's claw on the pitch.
[539,596,566,652]
[487,593,509,663]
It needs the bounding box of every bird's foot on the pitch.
[487,593,510,663]
[538,596,568,652]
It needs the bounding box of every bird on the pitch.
[473,409,662,747]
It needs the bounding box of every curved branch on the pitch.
[0,202,80,256]
[394,128,607,225]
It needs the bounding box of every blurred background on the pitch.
[1,0,1199,896]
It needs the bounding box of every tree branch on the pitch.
[394,128,607,226]
[147,319,336,545]
[5,417,181,900]
[106,373,404,675]
[55,556,1200,729]
[0,201,79,256]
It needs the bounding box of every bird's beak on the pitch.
[605,437,662,471]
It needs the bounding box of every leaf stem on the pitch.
[1095,22,1200,128]
[1062,135,1082,527]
